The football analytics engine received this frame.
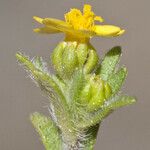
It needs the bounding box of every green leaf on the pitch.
[108,67,127,95]
[16,53,35,71]
[98,46,121,80]
[16,53,76,144]
[78,95,136,128]
[16,53,67,107]
[108,95,136,109]
[33,56,47,72]
[69,70,85,104]
[30,112,62,150]
[83,124,99,150]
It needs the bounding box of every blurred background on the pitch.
[0,0,150,149]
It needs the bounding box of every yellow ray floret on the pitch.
[33,4,125,39]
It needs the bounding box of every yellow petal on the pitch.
[94,25,124,37]
[116,29,125,36]
[64,28,94,38]
[33,16,43,24]
[83,4,92,13]
[33,17,94,37]
[33,27,60,34]
[43,18,93,38]
[94,16,104,23]
[43,18,70,28]
[43,18,74,34]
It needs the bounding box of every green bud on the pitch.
[87,76,105,112]
[79,83,92,105]
[104,83,112,99]
[88,88,105,112]
[76,43,88,67]
[51,42,66,76]
[62,42,78,78]
[78,74,105,111]
[84,48,99,74]
[51,41,99,79]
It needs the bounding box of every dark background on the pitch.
[0,0,150,149]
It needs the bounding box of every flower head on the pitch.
[33,4,125,41]
[65,4,104,31]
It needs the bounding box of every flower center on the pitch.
[65,4,104,31]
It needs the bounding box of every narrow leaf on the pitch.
[78,95,136,128]
[108,95,136,109]
[16,53,67,107]
[16,53,35,71]
[83,124,99,150]
[30,112,62,150]
[16,53,75,141]
[99,46,121,80]
[69,70,85,103]
[108,67,127,95]
[33,56,47,72]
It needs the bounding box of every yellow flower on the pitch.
[33,4,125,41]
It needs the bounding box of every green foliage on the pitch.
[16,53,77,145]
[83,124,99,150]
[30,112,62,150]
[68,69,86,104]
[77,95,136,128]
[108,67,127,95]
[16,53,67,108]
[97,46,121,80]
[16,45,136,150]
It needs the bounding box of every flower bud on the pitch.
[83,49,99,74]
[62,43,78,77]
[76,43,88,67]
[51,42,66,76]
[87,75,105,112]
[104,83,112,99]
[79,74,112,112]
[79,82,92,105]
[51,41,99,79]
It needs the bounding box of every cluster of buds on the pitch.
[51,41,99,78]
[79,74,112,112]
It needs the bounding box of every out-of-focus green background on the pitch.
[0,0,149,149]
